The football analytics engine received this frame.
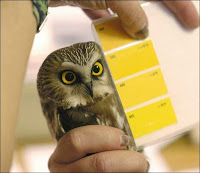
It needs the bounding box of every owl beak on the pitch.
[85,82,93,97]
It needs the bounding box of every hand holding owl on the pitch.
[48,125,149,172]
[2,0,199,172]
[38,41,148,171]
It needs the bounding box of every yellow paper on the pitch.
[95,18,135,51]
[93,16,178,141]
[126,98,177,138]
[116,69,168,109]
[106,40,159,80]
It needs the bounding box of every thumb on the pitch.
[50,0,149,39]
[107,1,149,39]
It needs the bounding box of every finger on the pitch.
[83,9,110,20]
[57,0,149,39]
[52,125,129,164]
[163,1,199,29]
[107,1,149,39]
[49,150,148,172]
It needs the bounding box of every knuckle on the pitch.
[93,154,110,172]
[48,155,56,172]
[67,130,82,152]
[48,154,65,173]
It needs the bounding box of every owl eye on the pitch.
[92,62,103,76]
[61,71,76,84]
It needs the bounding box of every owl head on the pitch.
[37,42,114,109]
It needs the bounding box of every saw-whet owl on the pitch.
[37,41,132,142]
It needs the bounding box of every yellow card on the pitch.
[106,40,159,80]
[126,98,177,138]
[116,69,168,109]
[92,13,178,144]
[92,2,199,148]
[95,18,135,51]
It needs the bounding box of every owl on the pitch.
[37,42,133,145]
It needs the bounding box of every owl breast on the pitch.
[85,94,125,129]
[58,93,125,133]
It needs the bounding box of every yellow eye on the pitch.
[62,71,76,84]
[92,62,103,76]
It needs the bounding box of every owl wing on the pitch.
[40,99,64,140]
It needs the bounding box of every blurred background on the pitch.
[10,1,199,172]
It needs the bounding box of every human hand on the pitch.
[162,1,199,29]
[48,125,149,172]
[49,0,149,39]
[49,0,199,39]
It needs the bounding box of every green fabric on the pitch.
[32,0,49,32]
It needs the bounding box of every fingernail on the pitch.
[135,25,149,39]
[146,161,150,172]
[120,135,129,146]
